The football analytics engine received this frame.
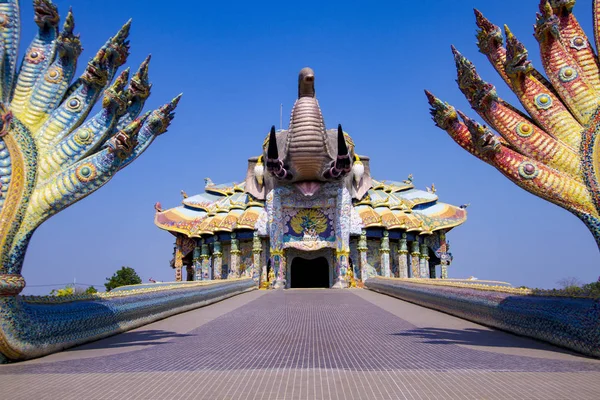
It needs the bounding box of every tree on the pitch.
[50,285,98,296]
[556,277,583,290]
[105,267,142,291]
[85,286,98,294]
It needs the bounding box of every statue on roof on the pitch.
[0,0,180,296]
[263,68,354,195]
[427,2,600,252]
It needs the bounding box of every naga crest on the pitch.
[427,2,600,252]
[0,0,181,296]
[262,68,354,196]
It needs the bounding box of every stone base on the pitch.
[273,279,286,289]
[331,278,348,289]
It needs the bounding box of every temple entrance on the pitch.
[290,256,330,288]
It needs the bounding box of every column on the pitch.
[201,241,211,280]
[174,237,183,282]
[419,243,430,278]
[441,260,449,279]
[410,240,420,278]
[380,230,391,277]
[271,250,287,289]
[252,232,262,283]
[213,239,222,279]
[193,244,202,281]
[358,230,369,282]
[398,233,409,278]
[229,232,240,279]
[333,250,349,288]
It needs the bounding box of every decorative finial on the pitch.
[181,190,188,199]
[352,155,364,185]
[154,202,163,212]
[459,203,471,209]
[254,155,264,186]
[403,174,413,184]
[204,177,214,188]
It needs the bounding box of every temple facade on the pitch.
[155,68,467,288]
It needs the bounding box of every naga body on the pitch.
[0,0,180,295]
[427,0,600,252]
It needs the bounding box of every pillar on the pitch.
[174,237,183,282]
[398,233,409,278]
[380,230,391,277]
[213,239,222,280]
[271,250,286,289]
[252,232,262,283]
[229,232,240,279]
[201,241,211,280]
[193,244,202,281]
[419,243,430,278]
[358,230,369,282]
[441,260,449,279]
[410,240,420,278]
[333,250,349,288]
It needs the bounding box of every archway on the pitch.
[290,256,329,288]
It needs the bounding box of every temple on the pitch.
[155,68,467,288]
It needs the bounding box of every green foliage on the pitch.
[50,285,75,297]
[85,286,98,294]
[529,277,600,299]
[105,266,142,291]
[50,285,98,296]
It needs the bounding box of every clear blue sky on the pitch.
[20,0,600,294]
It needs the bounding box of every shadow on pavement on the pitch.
[392,327,577,355]
[69,329,193,351]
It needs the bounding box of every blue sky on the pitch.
[19,0,600,294]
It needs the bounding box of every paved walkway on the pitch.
[1,289,600,399]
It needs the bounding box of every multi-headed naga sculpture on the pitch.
[427,0,600,251]
[0,0,180,296]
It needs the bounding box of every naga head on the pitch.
[549,0,575,15]
[102,68,130,115]
[33,0,59,29]
[425,90,458,130]
[504,26,534,77]
[534,2,561,41]
[56,9,82,60]
[128,55,152,101]
[458,111,501,155]
[452,46,498,111]
[474,9,503,56]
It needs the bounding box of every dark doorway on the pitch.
[290,257,329,288]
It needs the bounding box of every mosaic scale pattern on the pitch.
[426,1,600,250]
[1,290,600,399]
[366,277,600,358]
[0,0,181,295]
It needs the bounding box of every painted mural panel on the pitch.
[239,240,253,277]
[390,241,399,278]
[366,239,381,275]
[222,244,230,280]
[281,207,336,250]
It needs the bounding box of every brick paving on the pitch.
[1,289,600,399]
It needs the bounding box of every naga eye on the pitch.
[67,97,82,111]
[75,163,97,182]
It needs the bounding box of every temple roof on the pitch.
[155,178,467,238]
